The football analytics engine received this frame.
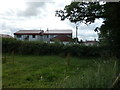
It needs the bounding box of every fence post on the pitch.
[12,50,14,64]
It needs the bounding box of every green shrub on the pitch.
[2,38,21,54]
[2,38,104,57]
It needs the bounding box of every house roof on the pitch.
[0,34,13,38]
[50,35,72,42]
[44,30,72,35]
[14,30,43,35]
[14,30,72,35]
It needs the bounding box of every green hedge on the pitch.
[2,38,103,57]
[2,38,21,54]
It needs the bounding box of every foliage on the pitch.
[98,2,120,58]
[55,1,120,58]
[2,38,21,54]
[2,55,118,88]
[55,2,104,24]
[2,38,103,57]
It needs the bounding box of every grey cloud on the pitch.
[78,34,97,38]
[77,30,98,40]
[1,23,9,30]
[0,22,22,35]
[17,2,47,17]
[1,9,15,16]
[78,35,98,41]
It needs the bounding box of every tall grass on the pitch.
[2,55,118,88]
[59,58,118,88]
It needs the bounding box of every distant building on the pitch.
[14,29,72,44]
[50,35,72,44]
[81,39,98,46]
[14,30,43,41]
[0,34,13,38]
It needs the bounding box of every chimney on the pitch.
[40,30,44,36]
[47,28,49,31]
[94,38,96,41]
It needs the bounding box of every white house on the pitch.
[43,30,72,43]
[14,30,43,41]
[81,39,98,46]
[14,29,72,43]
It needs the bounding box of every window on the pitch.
[47,35,48,38]
[32,35,35,38]
[24,35,29,40]
[17,35,21,38]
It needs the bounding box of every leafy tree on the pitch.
[55,2,104,24]
[99,2,120,57]
[55,1,120,58]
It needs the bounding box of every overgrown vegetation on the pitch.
[2,55,118,88]
[55,2,120,58]
[2,38,106,57]
[55,1,120,87]
[2,38,120,88]
[2,1,120,88]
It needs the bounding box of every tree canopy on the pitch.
[55,1,120,58]
[56,2,104,24]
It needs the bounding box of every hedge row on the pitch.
[2,38,105,57]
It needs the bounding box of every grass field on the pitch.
[2,55,118,88]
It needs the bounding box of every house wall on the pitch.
[43,35,58,42]
[43,35,49,42]
[83,42,98,46]
[14,35,22,40]
[15,35,43,41]
[84,43,94,46]
[42,34,72,42]
[14,33,72,42]
[50,41,70,45]
[67,34,72,38]
[29,35,42,41]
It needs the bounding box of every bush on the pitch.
[2,38,103,57]
[2,38,21,54]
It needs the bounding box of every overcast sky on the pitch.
[0,0,103,41]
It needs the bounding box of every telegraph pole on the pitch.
[76,24,78,43]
